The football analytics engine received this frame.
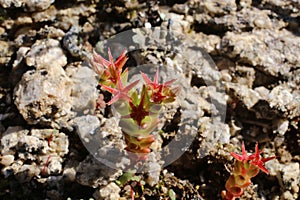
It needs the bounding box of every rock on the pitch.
[15,164,40,183]
[0,0,23,8]
[0,0,54,11]
[76,155,122,188]
[1,126,29,155]
[14,28,37,47]
[14,15,33,26]
[13,65,73,128]
[267,160,299,199]
[220,29,300,77]
[25,39,67,70]
[226,82,260,109]
[94,182,121,200]
[32,5,57,23]
[25,0,55,12]
[63,26,87,58]
[17,135,45,160]
[231,66,255,88]
[267,85,300,119]
[0,40,14,66]
[188,0,236,16]
[62,167,76,182]
[1,127,69,179]
[160,12,191,33]
[171,3,189,14]
[31,129,69,156]
[73,115,101,141]
[37,25,65,39]
[66,62,98,115]
[0,155,14,166]
[12,47,30,69]
[272,119,289,136]
[144,152,161,186]
[197,117,230,158]
[281,163,300,199]
[46,155,63,175]
[54,4,96,31]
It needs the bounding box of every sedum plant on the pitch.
[221,142,276,200]
[91,49,179,160]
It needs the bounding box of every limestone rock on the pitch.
[14,65,73,128]
[25,39,67,70]
[94,182,121,200]
[66,62,98,115]
[0,0,54,11]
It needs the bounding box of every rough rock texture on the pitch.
[13,66,73,128]
[0,127,69,180]
[0,0,54,11]
[66,62,98,115]
[25,39,67,70]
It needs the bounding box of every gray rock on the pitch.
[25,39,67,70]
[66,62,98,115]
[1,126,29,155]
[0,0,54,11]
[226,82,260,109]
[94,182,121,200]
[63,26,88,58]
[31,129,69,156]
[144,152,161,186]
[54,4,96,31]
[221,29,300,77]
[268,161,300,200]
[76,155,122,188]
[32,5,57,22]
[197,117,230,158]
[45,155,63,175]
[267,85,300,119]
[281,162,300,192]
[188,0,236,16]
[73,115,101,142]
[0,40,14,66]
[13,65,73,128]
[1,127,69,179]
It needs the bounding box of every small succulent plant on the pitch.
[221,142,276,200]
[91,49,179,160]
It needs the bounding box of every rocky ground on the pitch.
[0,0,299,199]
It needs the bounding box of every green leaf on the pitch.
[168,189,176,200]
[130,175,141,182]
[116,172,134,186]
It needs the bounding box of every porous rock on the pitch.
[188,0,236,16]
[94,182,121,200]
[0,0,54,11]
[13,65,73,128]
[76,155,122,188]
[197,117,230,158]
[221,29,300,77]
[25,39,67,70]
[66,62,98,115]
[1,127,69,180]
[267,85,300,119]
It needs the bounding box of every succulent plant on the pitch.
[222,142,276,200]
[91,49,179,160]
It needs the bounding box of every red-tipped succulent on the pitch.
[222,142,276,200]
[92,49,179,160]
[141,69,179,104]
[91,49,128,86]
